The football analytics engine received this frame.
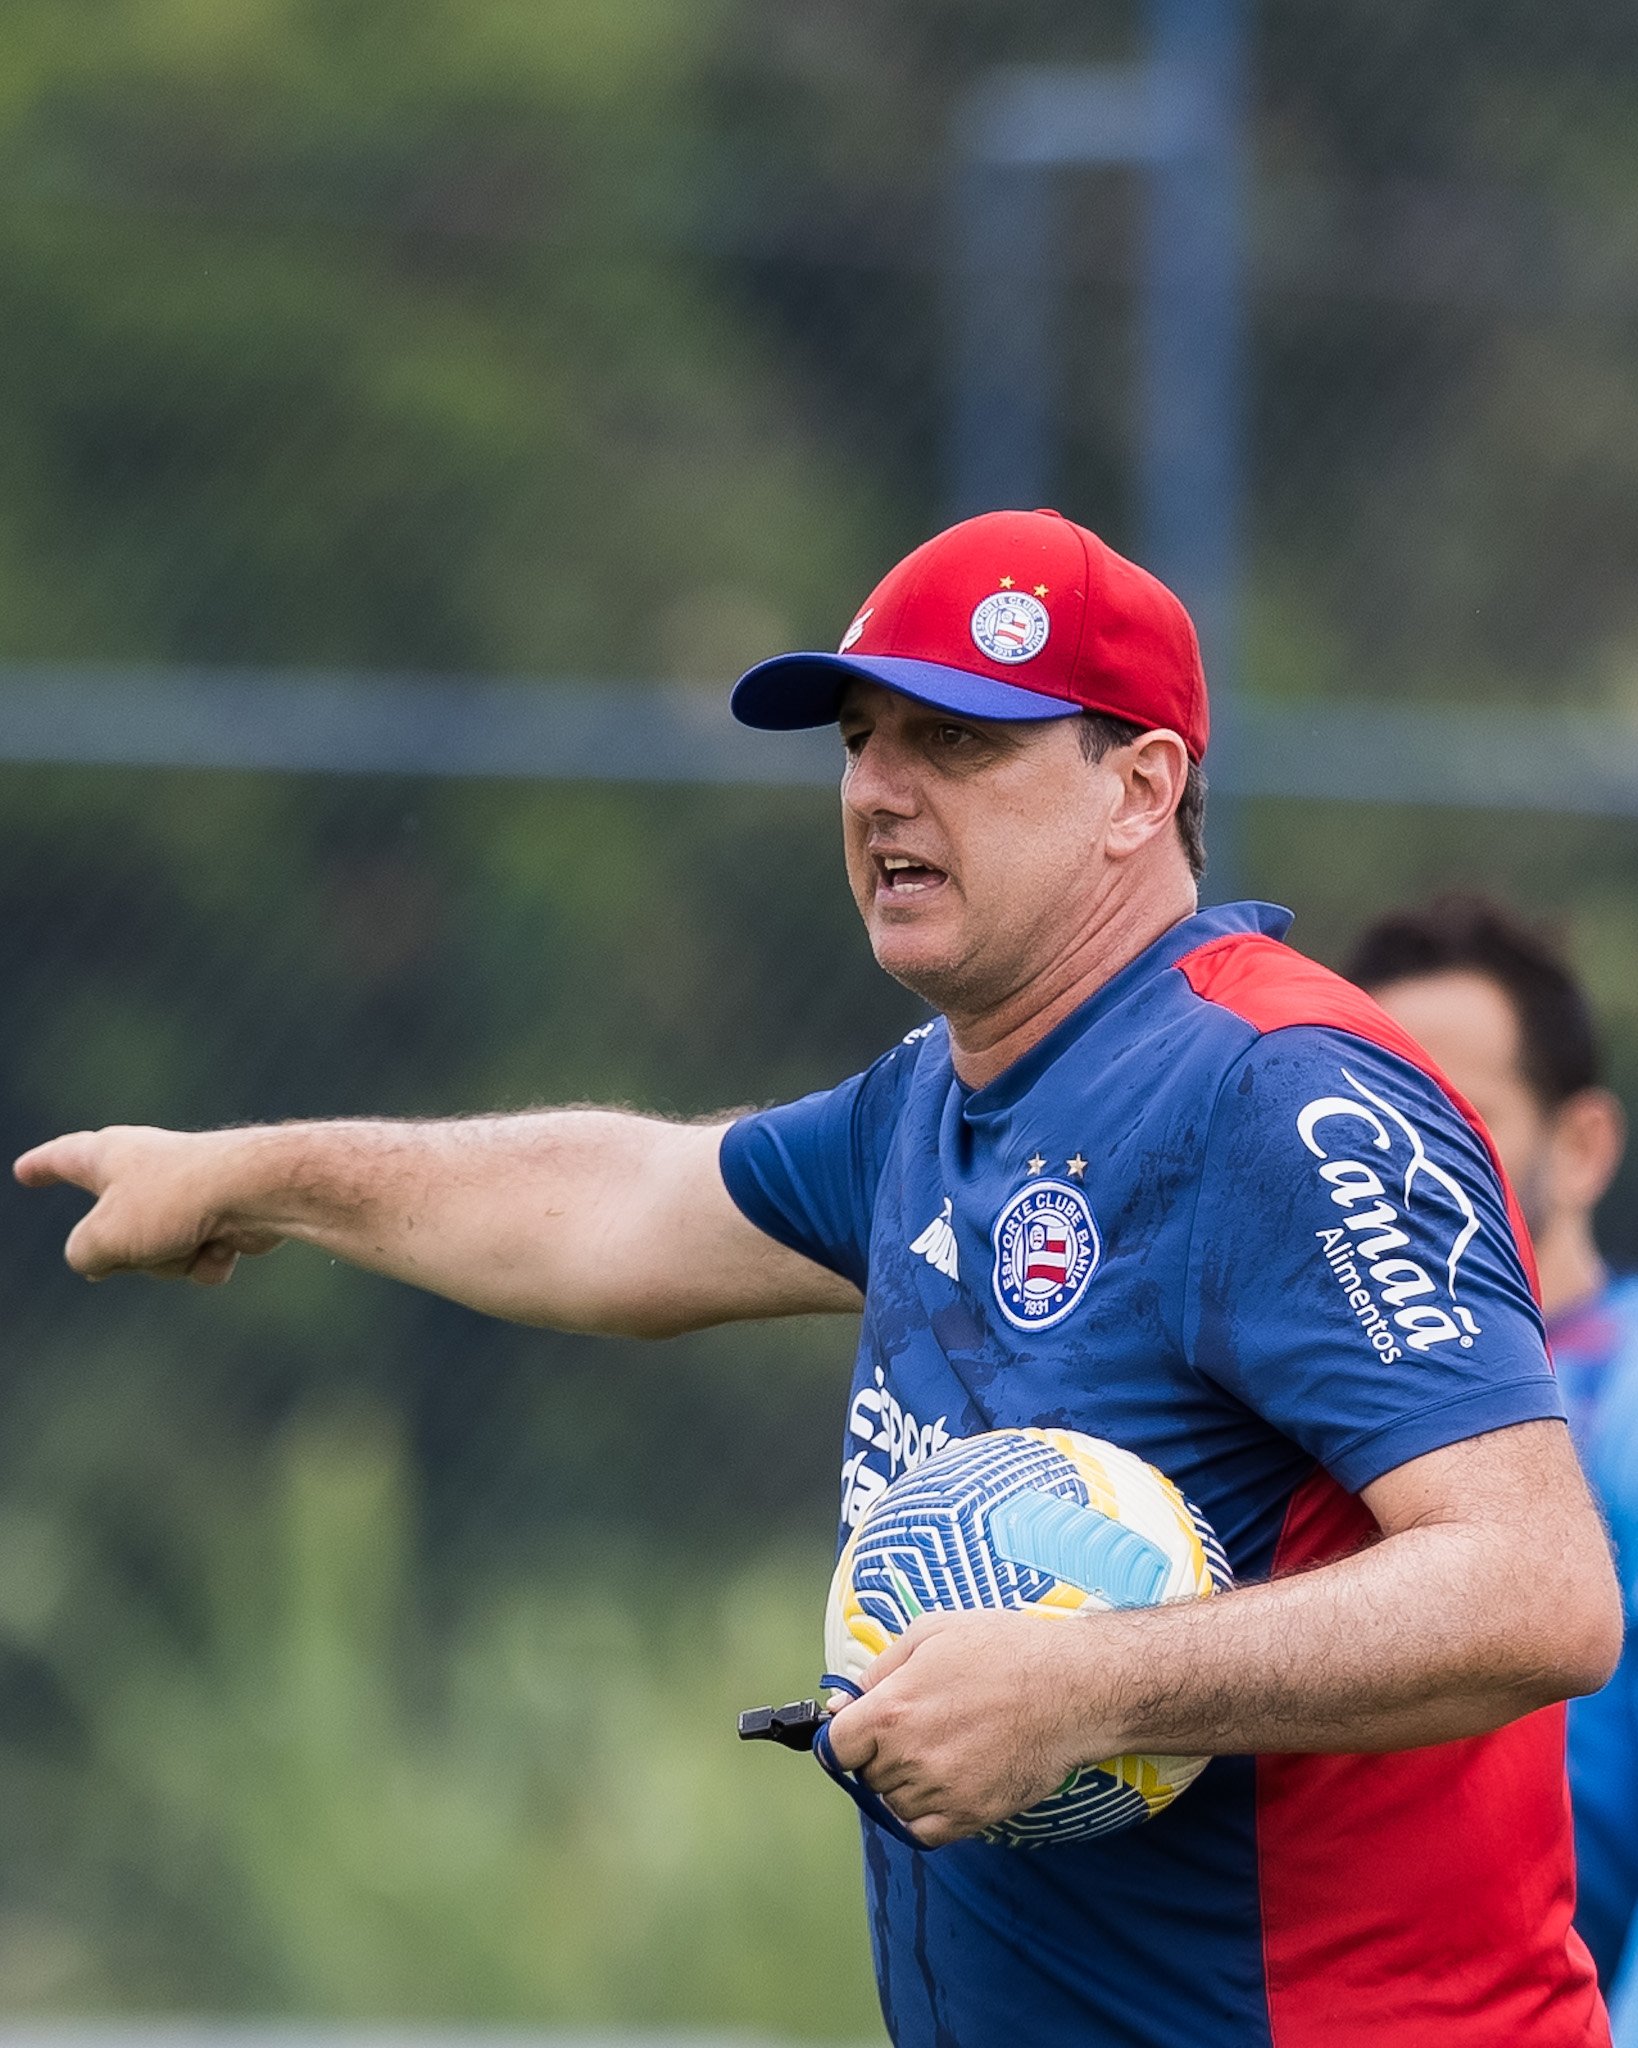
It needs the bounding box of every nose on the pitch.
[841,730,920,823]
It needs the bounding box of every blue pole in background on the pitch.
[1139,0,1247,899]
[949,155,1061,517]
[949,8,1248,896]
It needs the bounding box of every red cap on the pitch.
[731,508,1209,760]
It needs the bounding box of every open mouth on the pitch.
[875,853,949,898]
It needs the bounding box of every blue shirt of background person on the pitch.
[1578,1302,1638,2041]
[1348,895,1638,1995]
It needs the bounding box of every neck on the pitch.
[946,871,1199,1091]
[1534,1214,1609,1324]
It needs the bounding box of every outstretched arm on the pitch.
[824,1419,1622,1847]
[14,1114,861,1336]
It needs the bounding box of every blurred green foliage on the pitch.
[0,1392,879,2029]
[0,0,1636,2034]
[0,0,887,675]
[2,0,1636,698]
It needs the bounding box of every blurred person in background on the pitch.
[1348,896,1638,2017]
[16,516,1622,2048]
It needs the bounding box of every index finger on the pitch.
[14,1133,101,1193]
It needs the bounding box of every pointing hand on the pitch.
[14,1126,285,1285]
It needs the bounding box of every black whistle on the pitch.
[737,1698,827,1750]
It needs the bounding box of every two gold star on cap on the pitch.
[996,576,1049,596]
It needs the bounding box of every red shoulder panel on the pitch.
[1177,931,1541,1302]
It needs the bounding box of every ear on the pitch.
[1102,730,1191,863]
[1549,1086,1627,1213]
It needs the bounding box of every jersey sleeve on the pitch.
[1181,1025,1563,1495]
[717,1038,919,1290]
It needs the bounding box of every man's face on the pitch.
[1368,970,1555,1231]
[836,681,1118,1017]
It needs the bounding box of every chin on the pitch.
[868,929,975,1011]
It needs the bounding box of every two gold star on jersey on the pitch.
[1027,1152,1088,1179]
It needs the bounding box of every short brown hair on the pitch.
[1077,713,1207,883]
[1344,894,1600,1111]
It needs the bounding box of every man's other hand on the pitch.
[824,1611,1104,1848]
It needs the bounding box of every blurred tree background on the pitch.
[0,0,1636,2034]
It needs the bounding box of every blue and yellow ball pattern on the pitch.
[824,1427,1233,1846]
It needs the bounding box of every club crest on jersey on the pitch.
[970,590,1049,664]
[992,1179,1100,1330]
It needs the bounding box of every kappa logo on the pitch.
[992,1179,1101,1330]
[1298,1067,1484,1360]
[970,589,1049,664]
[910,1197,960,1280]
[838,605,873,653]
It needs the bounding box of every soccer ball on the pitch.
[824,1427,1232,1846]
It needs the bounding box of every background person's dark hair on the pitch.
[1344,894,1602,1110]
[1078,713,1207,884]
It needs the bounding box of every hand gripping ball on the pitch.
[824,1427,1233,1846]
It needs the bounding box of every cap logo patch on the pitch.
[970,590,1049,665]
[838,606,873,653]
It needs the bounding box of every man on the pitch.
[15,510,1620,2047]
[1347,898,1638,2017]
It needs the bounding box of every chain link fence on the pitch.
[0,0,1637,2035]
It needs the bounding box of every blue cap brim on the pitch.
[730,653,1082,731]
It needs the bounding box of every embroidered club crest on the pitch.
[992,1179,1100,1330]
[970,590,1050,664]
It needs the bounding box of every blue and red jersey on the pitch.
[721,900,1607,2048]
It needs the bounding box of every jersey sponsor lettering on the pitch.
[1315,1227,1404,1363]
[840,1363,954,1528]
[1298,1065,1483,1356]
